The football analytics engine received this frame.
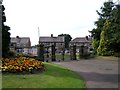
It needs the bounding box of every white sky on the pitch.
[3,0,117,46]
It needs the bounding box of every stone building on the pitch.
[70,37,92,52]
[10,36,31,54]
[39,34,64,53]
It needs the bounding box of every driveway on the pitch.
[53,59,118,88]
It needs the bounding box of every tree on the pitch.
[97,20,111,55]
[1,4,11,57]
[58,34,72,50]
[97,4,120,56]
[96,1,114,19]
[89,1,114,54]
[108,4,120,56]
[90,1,120,57]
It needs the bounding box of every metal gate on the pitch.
[38,44,71,62]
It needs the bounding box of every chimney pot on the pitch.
[51,34,53,37]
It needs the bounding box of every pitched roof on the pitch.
[70,37,91,43]
[39,36,64,43]
[11,37,30,45]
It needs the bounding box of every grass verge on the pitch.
[2,62,85,89]
[55,53,70,59]
[95,56,120,60]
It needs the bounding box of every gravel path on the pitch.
[53,59,118,88]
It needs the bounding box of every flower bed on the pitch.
[0,57,45,74]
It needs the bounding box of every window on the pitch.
[11,43,14,46]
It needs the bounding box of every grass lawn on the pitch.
[55,53,70,59]
[95,56,120,60]
[2,62,85,88]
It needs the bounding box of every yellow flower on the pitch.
[4,66,8,69]
[2,57,44,73]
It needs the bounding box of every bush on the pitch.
[8,51,16,57]
[80,53,91,59]
[15,54,39,60]
[1,57,45,74]
[79,45,91,59]
[114,52,120,57]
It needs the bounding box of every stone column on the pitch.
[38,44,44,61]
[62,48,65,61]
[79,45,84,59]
[73,45,76,60]
[51,44,56,61]
[70,45,73,60]
[70,45,76,60]
[79,45,89,59]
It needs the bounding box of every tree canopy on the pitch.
[58,34,72,50]
[1,3,11,57]
[90,1,120,57]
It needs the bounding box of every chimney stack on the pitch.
[51,34,53,37]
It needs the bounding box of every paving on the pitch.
[53,59,119,88]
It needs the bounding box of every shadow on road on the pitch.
[76,71,118,84]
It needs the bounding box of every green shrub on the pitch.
[79,45,91,59]
[8,51,16,57]
[114,52,120,57]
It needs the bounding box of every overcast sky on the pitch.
[3,0,117,46]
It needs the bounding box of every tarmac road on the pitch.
[53,59,119,88]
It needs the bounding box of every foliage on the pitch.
[100,4,120,56]
[89,1,114,54]
[109,5,120,56]
[79,45,90,59]
[97,20,111,55]
[90,18,105,39]
[8,51,16,57]
[114,52,120,57]
[96,1,114,19]
[15,53,38,59]
[1,4,11,57]
[1,57,44,74]
[2,62,84,88]
[92,39,99,54]
[90,1,120,57]
[58,34,72,49]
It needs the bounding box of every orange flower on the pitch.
[2,57,44,73]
